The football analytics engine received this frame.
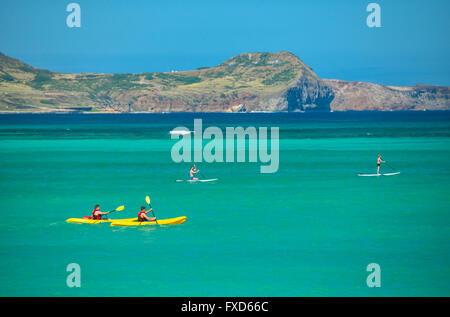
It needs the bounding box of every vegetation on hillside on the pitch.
[0,51,309,112]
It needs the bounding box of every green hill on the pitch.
[0,51,328,112]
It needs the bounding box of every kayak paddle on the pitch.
[104,205,125,219]
[145,195,158,224]
[108,205,125,214]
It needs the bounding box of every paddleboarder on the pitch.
[190,164,200,181]
[377,155,385,175]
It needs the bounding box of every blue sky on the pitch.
[0,0,449,86]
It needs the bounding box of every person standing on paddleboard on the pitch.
[137,206,156,222]
[377,155,385,175]
[92,204,110,220]
[190,164,200,181]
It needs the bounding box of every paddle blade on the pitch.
[145,196,150,205]
[115,205,125,211]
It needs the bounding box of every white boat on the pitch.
[169,129,193,135]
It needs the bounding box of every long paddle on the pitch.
[145,195,158,224]
[384,161,396,171]
[195,165,207,179]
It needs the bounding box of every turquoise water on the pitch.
[0,112,449,296]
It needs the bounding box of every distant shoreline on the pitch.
[0,109,449,115]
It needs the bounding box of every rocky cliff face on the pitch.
[285,77,335,112]
[323,79,450,111]
[0,51,448,112]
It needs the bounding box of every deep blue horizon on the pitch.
[0,0,449,86]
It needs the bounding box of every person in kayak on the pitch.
[137,206,156,222]
[92,204,110,220]
[377,155,385,175]
[190,164,200,181]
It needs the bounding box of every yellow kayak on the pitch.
[66,217,137,224]
[110,216,187,227]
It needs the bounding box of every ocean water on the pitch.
[0,112,449,297]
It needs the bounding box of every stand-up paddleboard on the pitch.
[358,172,401,177]
[176,178,218,182]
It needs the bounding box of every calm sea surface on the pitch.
[0,112,449,296]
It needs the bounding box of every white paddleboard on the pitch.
[358,172,401,177]
[176,178,218,182]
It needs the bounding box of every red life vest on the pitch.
[92,209,102,220]
[138,211,146,222]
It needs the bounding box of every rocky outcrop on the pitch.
[323,79,450,111]
[285,77,335,112]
